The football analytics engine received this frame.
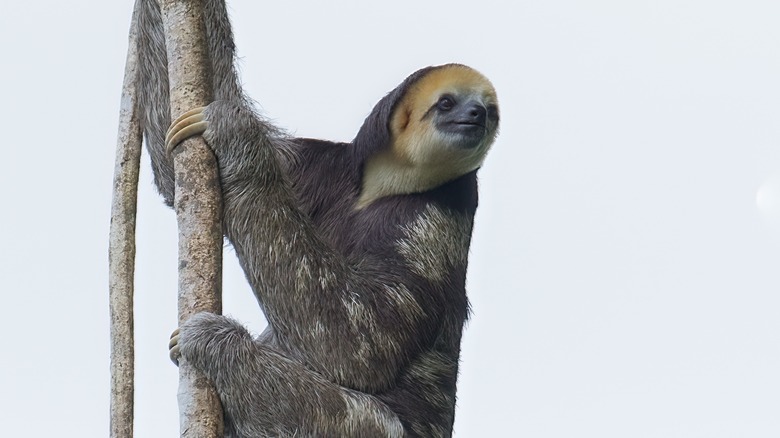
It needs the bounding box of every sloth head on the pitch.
[356,64,499,209]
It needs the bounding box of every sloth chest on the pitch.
[394,205,473,282]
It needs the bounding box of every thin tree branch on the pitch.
[158,0,225,436]
[109,5,143,437]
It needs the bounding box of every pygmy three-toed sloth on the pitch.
[137,0,499,436]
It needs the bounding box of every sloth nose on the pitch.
[466,103,487,125]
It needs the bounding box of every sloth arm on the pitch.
[168,102,432,392]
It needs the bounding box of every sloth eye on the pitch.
[437,95,456,112]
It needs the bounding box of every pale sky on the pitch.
[1,0,780,437]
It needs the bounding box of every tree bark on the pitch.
[109,7,143,438]
[158,0,225,436]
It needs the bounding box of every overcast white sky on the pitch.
[1,0,780,436]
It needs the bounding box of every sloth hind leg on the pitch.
[174,313,405,437]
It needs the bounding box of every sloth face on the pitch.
[432,92,500,147]
[391,65,499,172]
[430,92,500,158]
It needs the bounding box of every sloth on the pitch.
[137,0,499,436]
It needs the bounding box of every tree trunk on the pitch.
[158,0,225,436]
[109,6,142,438]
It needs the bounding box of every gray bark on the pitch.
[158,0,225,436]
[109,7,142,438]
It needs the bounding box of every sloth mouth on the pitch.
[454,121,485,127]
[439,122,486,148]
[448,121,486,134]
[437,120,486,142]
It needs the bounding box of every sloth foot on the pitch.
[165,107,208,155]
[168,327,181,366]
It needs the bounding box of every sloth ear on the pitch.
[392,104,412,133]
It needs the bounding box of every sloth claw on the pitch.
[169,327,181,366]
[165,107,208,155]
